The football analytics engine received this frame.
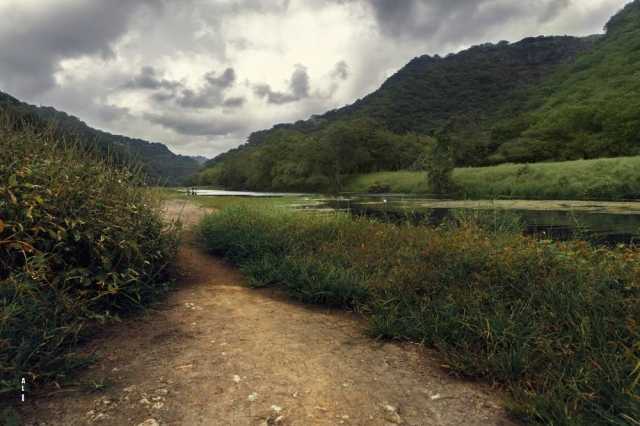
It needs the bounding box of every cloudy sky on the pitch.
[0,0,629,158]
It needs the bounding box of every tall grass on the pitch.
[0,124,178,400]
[199,206,640,425]
[345,156,640,200]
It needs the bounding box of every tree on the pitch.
[424,136,456,195]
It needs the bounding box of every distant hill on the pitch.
[190,155,210,166]
[0,91,200,185]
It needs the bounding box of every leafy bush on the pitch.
[0,124,178,397]
[200,206,640,425]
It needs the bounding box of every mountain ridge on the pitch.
[0,90,200,185]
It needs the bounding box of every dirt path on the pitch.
[22,200,516,426]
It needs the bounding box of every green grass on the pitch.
[0,124,178,402]
[199,206,640,425]
[158,187,308,210]
[345,156,640,200]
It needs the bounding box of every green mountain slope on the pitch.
[491,0,640,163]
[322,37,594,137]
[197,1,640,192]
[0,91,200,185]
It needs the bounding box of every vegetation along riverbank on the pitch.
[0,123,178,406]
[345,156,640,200]
[199,205,640,425]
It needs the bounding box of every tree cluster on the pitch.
[194,119,431,192]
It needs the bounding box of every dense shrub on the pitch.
[0,125,178,397]
[199,206,640,425]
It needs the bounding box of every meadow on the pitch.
[157,187,308,211]
[199,205,640,425]
[0,123,178,402]
[345,156,640,200]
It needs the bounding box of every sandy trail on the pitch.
[22,200,515,426]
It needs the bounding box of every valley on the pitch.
[2,1,640,425]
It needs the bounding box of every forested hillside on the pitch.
[491,0,640,163]
[0,91,200,185]
[195,1,640,192]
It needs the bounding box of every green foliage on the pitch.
[199,206,640,425]
[490,1,640,163]
[422,136,456,195]
[195,120,431,192]
[0,124,178,399]
[345,156,640,200]
[0,91,200,185]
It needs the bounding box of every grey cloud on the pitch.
[253,65,310,104]
[123,66,181,90]
[331,61,349,80]
[144,112,246,136]
[151,92,177,103]
[362,0,574,44]
[539,0,572,23]
[132,67,240,109]
[205,68,236,89]
[227,0,291,14]
[176,68,237,108]
[223,97,247,108]
[0,0,159,98]
[96,104,131,123]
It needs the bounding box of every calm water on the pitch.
[317,195,640,245]
[190,189,640,244]
[187,189,307,197]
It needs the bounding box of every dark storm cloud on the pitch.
[362,0,574,43]
[253,65,310,104]
[144,112,246,136]
[0,0,159,98]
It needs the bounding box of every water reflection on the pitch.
[314,195,640,245]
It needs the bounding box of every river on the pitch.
[188,189,640,244]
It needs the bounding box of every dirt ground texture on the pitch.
[20,200,516,426]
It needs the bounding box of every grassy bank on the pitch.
[199,206,640,425]
[0,126,178,401]
[158,187,308,211]
[346,156,640,200]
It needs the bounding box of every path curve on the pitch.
[23,200,516,426]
